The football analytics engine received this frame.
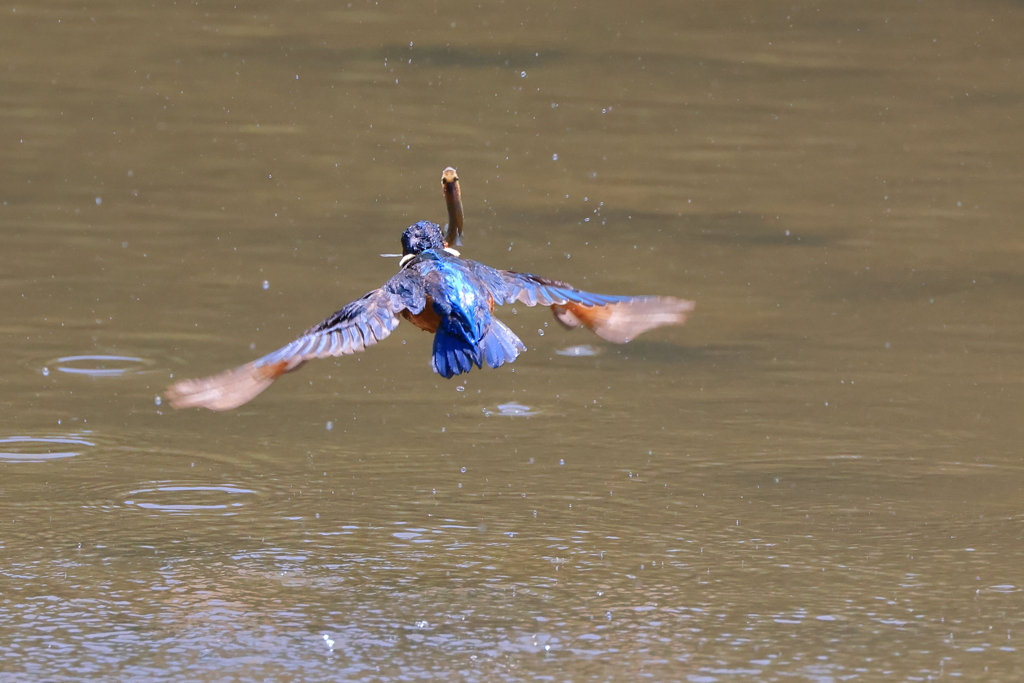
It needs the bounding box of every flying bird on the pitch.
[166,171,694,411]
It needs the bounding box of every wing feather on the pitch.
[479,268,694,344]
[166,270,425,411]
[340,327,358,354]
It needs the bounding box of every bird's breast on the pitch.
[402,295,442,333]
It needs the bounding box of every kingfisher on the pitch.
[166,169,694,411]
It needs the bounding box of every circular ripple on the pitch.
[124,483,259,515]
[482,402,540,417]
[42,354,154,378]
[0,435,95,462]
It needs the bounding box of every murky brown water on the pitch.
[3,1,1024,680]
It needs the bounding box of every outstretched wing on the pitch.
[468,264,695,344]
[166,272,426,411]
[548,296,694,344]
[492,270,633,307]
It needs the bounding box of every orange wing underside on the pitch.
[399,297,692,344]
[552,298,695,344]
[165,359,296,411]
[552,302,613,330]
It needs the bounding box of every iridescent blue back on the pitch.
[416,251,493,344]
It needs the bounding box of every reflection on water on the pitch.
[555,344,601,357]
[2,0,1024,680]
[2,486,1020,680]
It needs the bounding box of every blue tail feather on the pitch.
[479,318,526,370]
[431,319,525,378]
[432,328,480,378]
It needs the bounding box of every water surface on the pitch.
[2,1,1024,680]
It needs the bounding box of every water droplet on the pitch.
[325,421,333,431]
[262,280,270,290]
[460,467,467,473]
[456,385,465,392]
[94,197,102,205]
[42,367,49,376]
[537,329,544,336]
[552,153,558,161]
[154,395,162,406]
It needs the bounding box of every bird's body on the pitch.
[397,251,522,378]
[166,200,694,411]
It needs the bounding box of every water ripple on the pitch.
[482,403,540,417]
[0,435,95,462]
[124,483,259,515]
[41,354,154,378]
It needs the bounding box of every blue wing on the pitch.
[463,261,695,344]
[165,269,426,411]
[462,260,636,307]
[259,289,409,366]
[496,269,633,307]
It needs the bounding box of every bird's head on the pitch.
[401,220,445,256]
[399,220,460,267]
